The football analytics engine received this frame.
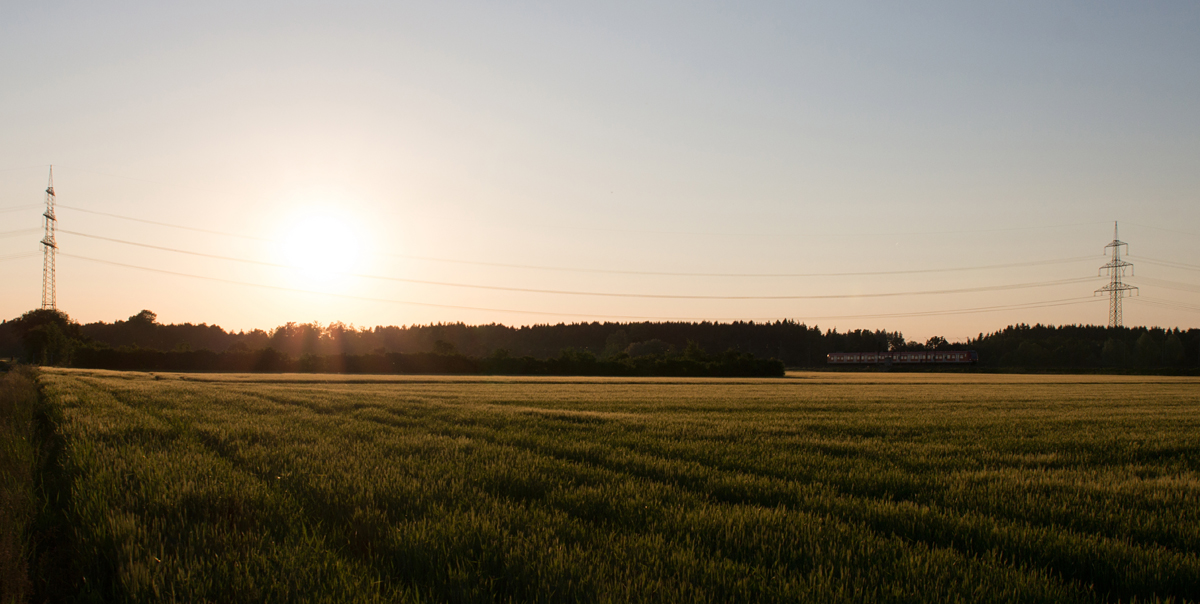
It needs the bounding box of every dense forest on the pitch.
[1,308,1198,372]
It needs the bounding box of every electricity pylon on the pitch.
[41,166,57,310]
[1095,221,1136,328]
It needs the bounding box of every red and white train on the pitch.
[826,351,978,364]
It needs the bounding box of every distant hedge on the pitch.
[69,345,785,377]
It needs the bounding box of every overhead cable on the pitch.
[796,297,1101,321]
[1130,276,1200,294]
[57,230,1100,300]
[58,251,1105,323]
[0,252,39,263]
[63,225,1098,278]
[378,252,1098,278]
[57,205,267,241]
[394,216,1110,239]
[59,200,1109,239]
[0,229,40,238]
[1126,222,1200,239]
[0,204,41,214]
[61,214,1098,276]
[56,202,1104,271]
[1131,297,1200,314]
[1130,256,1200,272]
[55,252,791,321]
[57,205,1103,276]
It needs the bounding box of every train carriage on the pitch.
[827,351,978,364]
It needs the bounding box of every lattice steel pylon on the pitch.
[1095,221,1136,328]
[40,166,57,310]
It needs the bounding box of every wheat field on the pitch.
[31,369,1200,603]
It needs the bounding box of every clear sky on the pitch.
[2,1,1198,342]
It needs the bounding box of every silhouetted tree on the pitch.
[626,339,672,357]
[604,330,630,358]
[1164,332,1185,366]
[1102,338,1130,367]
[684,340,707,362]
[3,309,82,365]
[1134,332,1161,367]
[130,309,157,325]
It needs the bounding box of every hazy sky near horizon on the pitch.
[2,1,1198,342]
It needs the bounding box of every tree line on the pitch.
[0,310,784,377]
[2,308,1197,373]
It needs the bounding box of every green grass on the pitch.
[31,369,1200,603]
[0,367,39,604]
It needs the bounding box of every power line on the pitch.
[0,204,41,214]
[0,252,39,263]
[32,165,1123,240]
[797,297,1102,321]
[56,205,266,241]
[385,213,1110,239]
[378,252,1098,278]
[56,204,1104,276]
[1130,256,1200,272]
[58,196,1107,240]
[57,222,1097,278]
[27,170,1163,325]
[58,252,669,320]
[57,230,1099,300]
[58,251,1106,323]
[1126,222,1200,239]
[1131,297,1200,314]
[0,229,40,238]
[1130,276,1200,294]
[60,229,286,265]
[0,164,53,175]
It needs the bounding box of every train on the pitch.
[826,351,978,364]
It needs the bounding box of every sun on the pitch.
[277,208,364,289]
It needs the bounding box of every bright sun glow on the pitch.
[277,208,364,290]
